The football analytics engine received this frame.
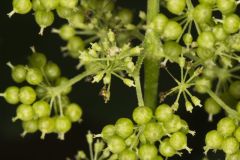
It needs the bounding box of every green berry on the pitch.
[15,104,34,121]
[143,122,164,143]
[39,0,59,10]
[44,61,61,81]
[19,86,36,105]
[11,65,27,83]
[59,25,76,40]
[35,10,54,35]
[212,25,228,41]
[117,8,133,24]
[163,41,182,60]
[56,6,74,19]
[22,119,38,135]
[139,144,158,160]
[101,124,115,140]
[217,117,236,137]
[223,14,240,34]
[12,0,32,15]
[115,118,134,139]
[26,68,43,85]
[64,103,82,122]
[166,0,186,15]
[33,100,51,118]
[229,81,240,99]
[38,117,55,139]
[222,137,239,154]
[194,78,211,94]
[159,138,176,158]
[68,12,85,29]
[169,131,188,151]
[193,4,212,23]
[151,14,169,34]
[32,0,45,11]
[67,36,85,58]
[28,52,47,68]
[163,115,182,133]
[107,135,126,154]
[55,116,72,134]
[204,97,221,118]
[163,20,183,40]
[132,106,153,125]
[155,104,173,122]
[4,86,20,104]
[59,0,78,9]
[205,130,223,150]
[118,149,136,160]
[217,0,236,14]
[197,32,215,49]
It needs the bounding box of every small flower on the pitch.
[191,96,202,107]
[185,100,193,113]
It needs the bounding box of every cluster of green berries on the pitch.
[156,0,240,114]
[153,0,240,66]
[8,0,144,63]
[204,112,240,159]
[96,104,194,160]
[52,4,138,59]
[0,50,83,140]
[8,0,113,35]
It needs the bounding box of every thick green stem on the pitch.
[207,89,240,120]
[144,0,162,109]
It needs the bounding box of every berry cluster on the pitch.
[9,0,143,60]
[0,49,83,140]
[156,0,240,116]
[89,104,194,160]
[204,105,240,159]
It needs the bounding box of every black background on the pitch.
[0,1,224,160]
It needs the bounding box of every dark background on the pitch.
[0,1,224,160]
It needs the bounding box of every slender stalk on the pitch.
[0,93,5,97]
[207,89,240,120]
[144,0,162,109]
[56,67,99,93]
[89,144,94,160]
[133,44,146,106]
[134,76,144,106]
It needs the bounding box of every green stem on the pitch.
[207,89,240,120]
[134,76,144,106]
[133,45,146,107]
[144,0,162,109]
[56,68,99,93]
[0,93,5,97]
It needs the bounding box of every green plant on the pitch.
[1,0,240,159]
